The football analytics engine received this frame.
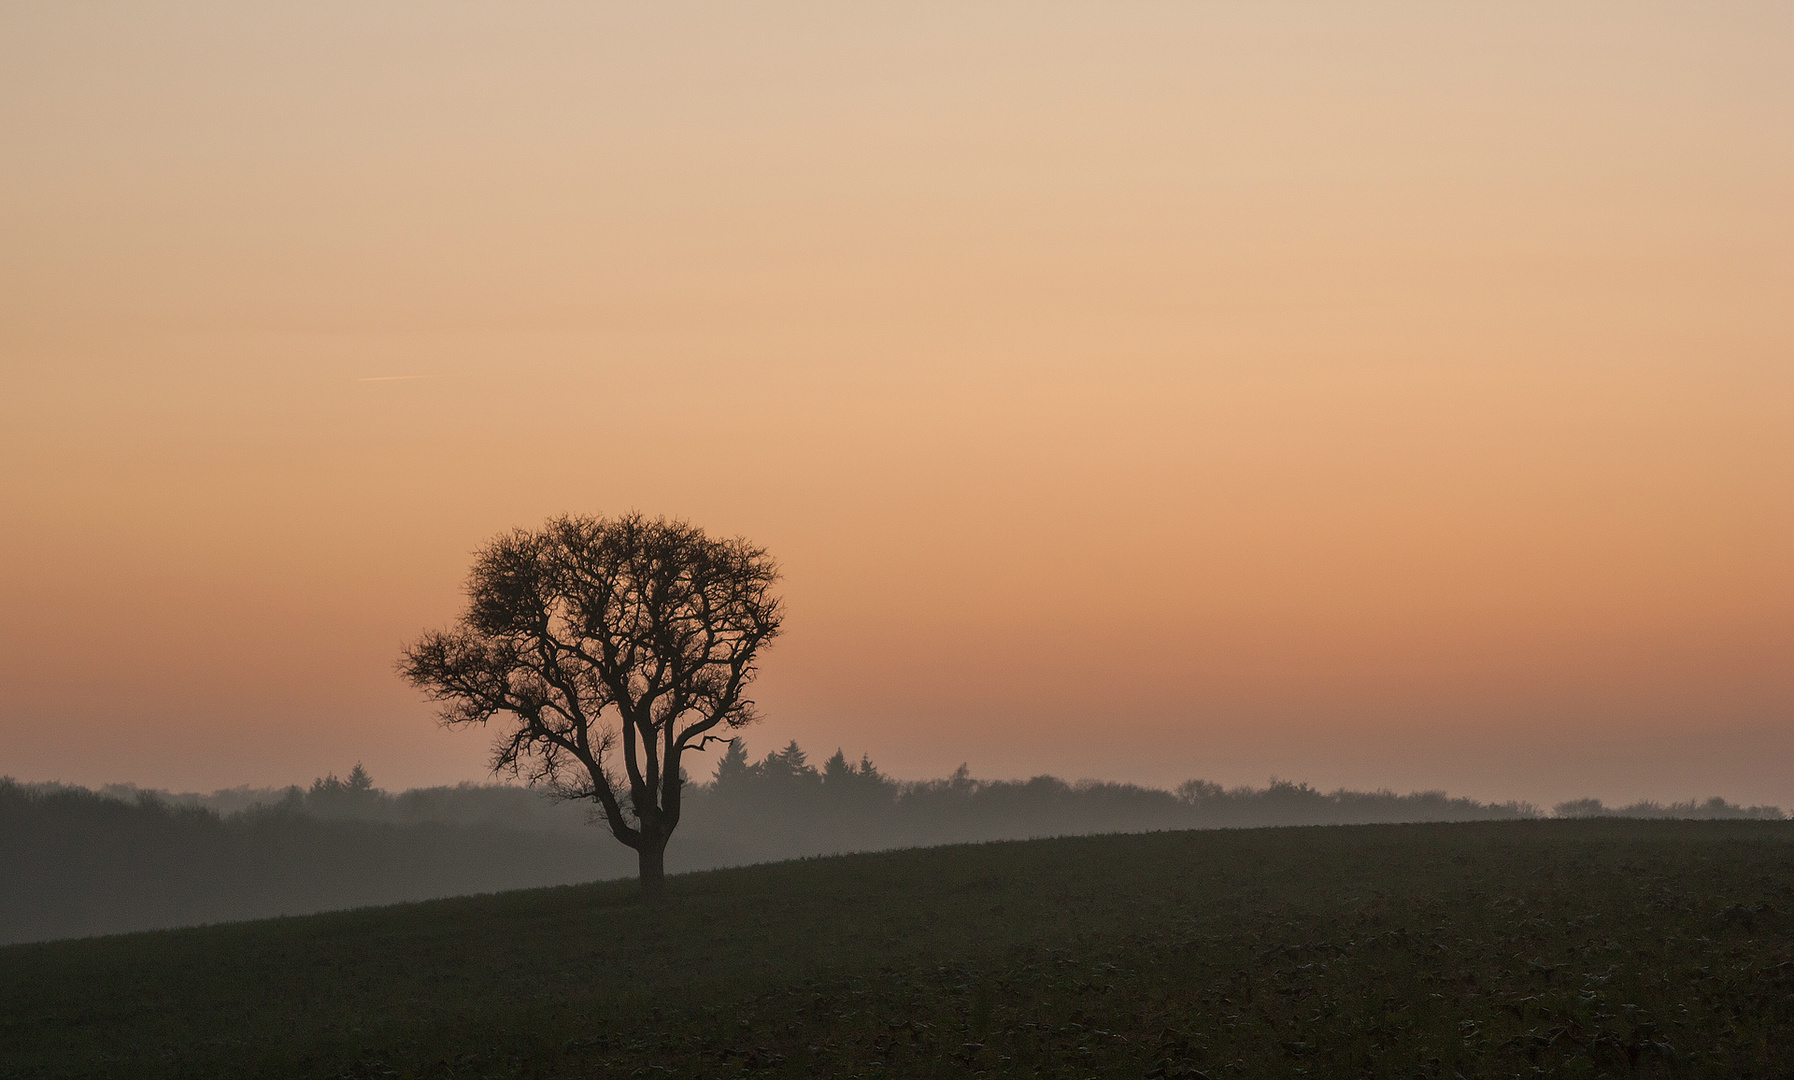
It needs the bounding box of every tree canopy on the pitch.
[399,513,782,895]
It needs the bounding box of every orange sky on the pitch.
[2,2,1789,807]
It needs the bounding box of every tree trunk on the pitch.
[637,838,667,901]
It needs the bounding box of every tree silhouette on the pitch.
[712,737,755,789]
[822,749,853,786]
[399,514,782,897]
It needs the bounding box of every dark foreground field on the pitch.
[2,821,1789,1079]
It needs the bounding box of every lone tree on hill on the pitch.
[399,513,783,897]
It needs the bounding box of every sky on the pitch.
[2,2,1789,809]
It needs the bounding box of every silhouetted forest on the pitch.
[1550,795,1787,820]
[3,742,1782,945]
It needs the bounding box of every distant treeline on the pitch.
[0,777,622,947]
[1551,795,1785,821]
[695,741,1548,859]
[3,742,1782,945]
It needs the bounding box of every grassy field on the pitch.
[1,820,1789,1079]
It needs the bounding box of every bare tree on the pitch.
[399,514,782,897]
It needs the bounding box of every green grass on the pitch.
[2,820,1790,1079]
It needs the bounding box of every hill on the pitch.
[5,746,1586,945]
[2,819,1789,1079]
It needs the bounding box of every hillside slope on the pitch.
[4,764,1571,945]
[1,820,1789,1079]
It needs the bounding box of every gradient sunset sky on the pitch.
[2,2,1789,808]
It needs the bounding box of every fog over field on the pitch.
[4,742,1781,946]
